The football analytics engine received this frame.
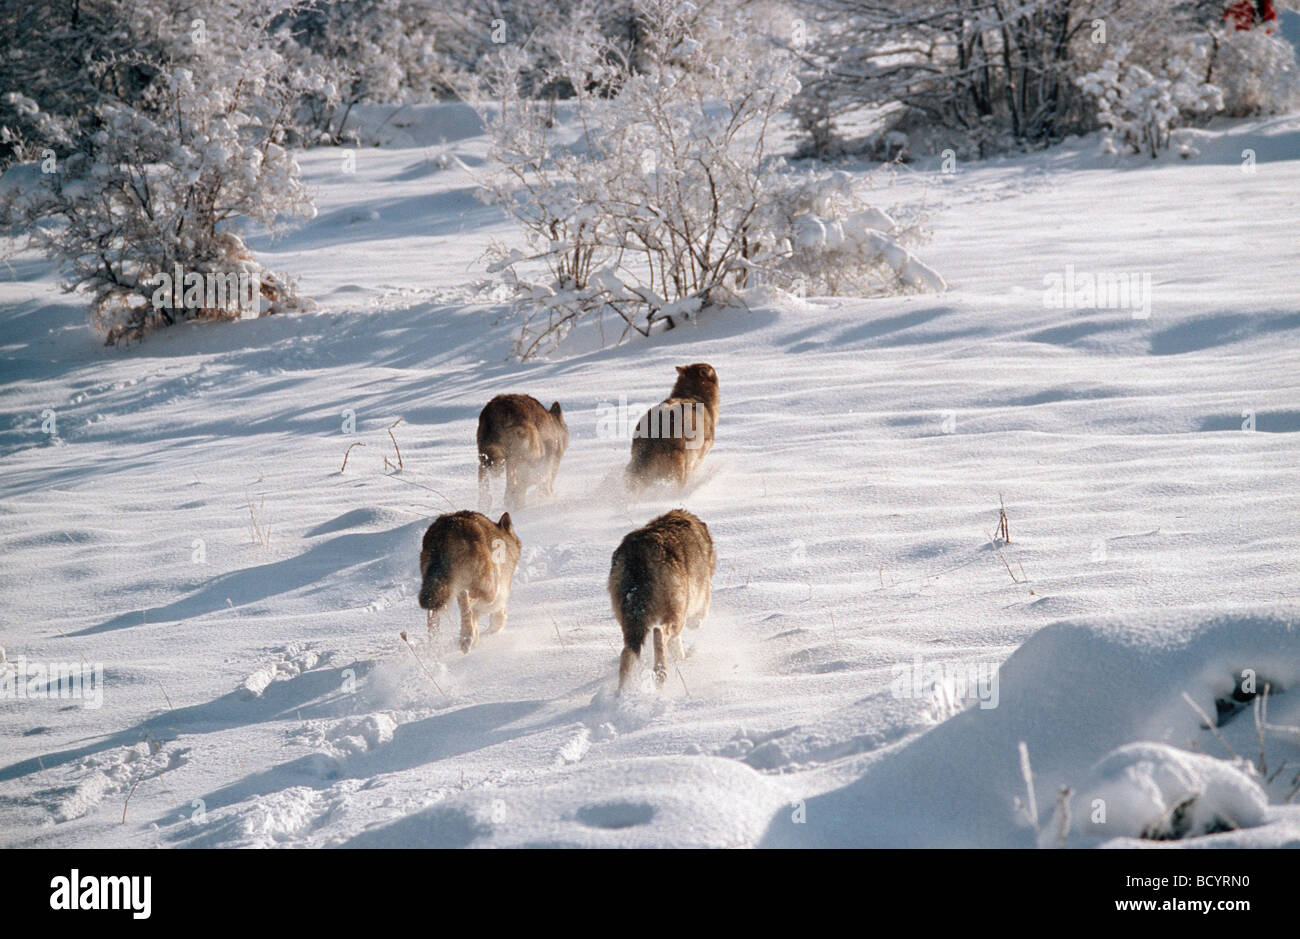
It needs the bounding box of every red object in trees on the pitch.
[1225,0,1278,33]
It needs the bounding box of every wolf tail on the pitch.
[479,443,506,511]
[418,561,454,612]
[612,568,650,652]
[624,447,654,490]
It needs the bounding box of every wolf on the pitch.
[608,509,716,692]
[626,363,718,490]
[477,394,569,511]
[418,510,522,654]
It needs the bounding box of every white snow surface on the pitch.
[2,105,1299,848]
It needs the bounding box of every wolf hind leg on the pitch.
[458,590,478,654]
[505,461,526,511]
[545,455,560,497]
[652,626,669,688]
[618,646,641,693]
[675,451,690,490]
[488,608,507,634]
[688,583,711,630]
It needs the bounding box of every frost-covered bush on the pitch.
[0,0,172,168]
[791,0,1116,158]
[790,0,1298,159]
[273,0,452,144]
[1,12,316,343]
[1044,743,1271,845]
[758,169,945,297]
[471,0,943,359]
[1078,40,1225,157]
[1209,24,1300,117]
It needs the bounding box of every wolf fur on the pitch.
[608,509,716,692]
[477,394,569,511]
[626,364,719,490]
[418,510,522,654]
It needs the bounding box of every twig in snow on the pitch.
[378,472,457,511]
[246,489,271,548]
[1016,741,1039,833]
[122,773,144,824]
[1182,692,1238,761]
[54,625,91,668]
[400,631,446,696]
[986,529,1021,583]
[1254,683,1270,775]
[384,419,404,473]
[340,441,366,473]
[1055,786,1072,848]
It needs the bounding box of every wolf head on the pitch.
[495,511,522,558]
[670,363,719,412]
[549,402,570,453]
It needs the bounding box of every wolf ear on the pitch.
[676,365,687,374]
[498,512,513,533]
[550,401,563,419]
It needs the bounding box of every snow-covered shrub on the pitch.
[1077,40,1224,157]
[790,0,1298,159]
[1,11,316,343]
[471,0,943,359]
[0,0,170,168]
[1209,23,1300,116]
[1044,743,1270,846]
[791,0,1116,157]
[273,0,453,145]
[758,169,945,297]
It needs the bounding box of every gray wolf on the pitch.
[608,509,716,691]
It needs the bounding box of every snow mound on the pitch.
[344,756,793,848]
[1044,742,1269,846]
[764,608,1300,848]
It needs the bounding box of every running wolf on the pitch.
[626,364,718,490]
[418,510,522,654]
[477,394,569,511]
[608,509,716,691]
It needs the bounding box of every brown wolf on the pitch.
[626,364,718,490]
[477,394,569,511]
[418,510,522,654]
[608,509,716,692]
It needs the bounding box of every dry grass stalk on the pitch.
[340,441,365,473]
[384,419,404,473]
[400,631,446,695]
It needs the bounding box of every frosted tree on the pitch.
[0,0,171,167]
[273,0,451,144]
[1077,40,1224,157]
[469,0,943,359]
[0,1,317,343]
[1207,16,1299,116]
[791,0,1298,158]
[1073,0,1297,156]
[790,0,1121,157]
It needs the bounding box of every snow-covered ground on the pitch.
[1,105,1298,848]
